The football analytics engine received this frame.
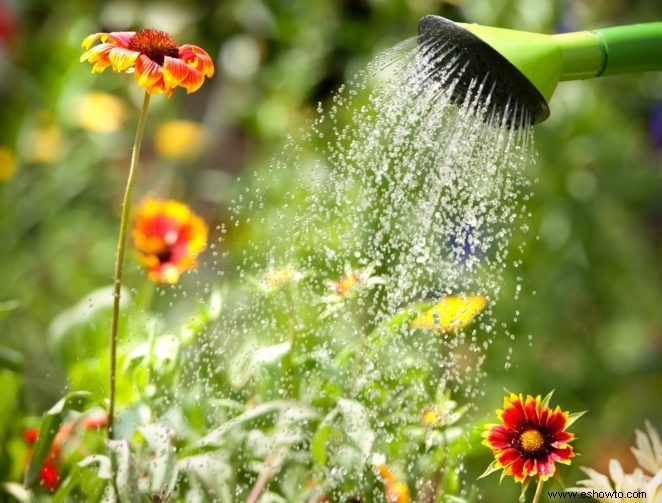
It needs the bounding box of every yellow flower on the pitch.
[76,92,126,132]
[81,29,214,96]
[24,125,64,164]
[422,406,443,426]
[132,198,208,283]
[0,146,16,181]
[154,120,207,159]
[411,295,486,333]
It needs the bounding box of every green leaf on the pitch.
[566,410,586,427]
[178,452,233,501]
[311,422,332,465]
[0,347,24,372]
[48,287,131,369]
[1,482,31,502]
[0,300,20,320]
[541,390,555,409]
[229,340,292,389]
[518,477,533,502]
[335,399,374,459]
[311,398,374,474]
[69,454,112,502]
[0,371,20,435]
[24,391,94,488]
[139,424,178,496]
[477,460,501,480]
[181,289,223,344]
[106,439,141,503]
[191,400,311,451]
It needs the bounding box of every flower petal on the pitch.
[486,425,516,451]
[163,56,191,89]
[104,31,135,47]
[80,43,113,64]
[500,396,527,430]
[135,55,165,94]
[108,47,139,72]
[179,44,215,77]
[497,448,520,468]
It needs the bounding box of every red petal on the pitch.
[551,430,573,446]
[104,31,135,47]
[487,425,515,450]
[497,448,520,467]
[500,402,526,430]
[546,408,568,433]
[523,458,535,477]
[508,457,526,482]
[523,395,541,423]
[536,457,556,479]
[550,446,574,463]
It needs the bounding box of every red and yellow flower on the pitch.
[132,198,208,283]
[481,392,582,484]
[81,29,214,96]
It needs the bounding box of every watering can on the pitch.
[418,15,662,125]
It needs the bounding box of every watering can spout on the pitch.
[418,15,662,125]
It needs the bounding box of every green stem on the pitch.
[349,331,366,396]
[531,477,545,503]
[108,92,151,439]
[281,285,298,398]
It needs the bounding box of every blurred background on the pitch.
[0,0,661,500]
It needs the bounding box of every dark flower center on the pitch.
[156,247,173,264]
[128,29,179,65]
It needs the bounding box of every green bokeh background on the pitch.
[1,0,661,501]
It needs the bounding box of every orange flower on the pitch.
[481,392,583,484]
[80,29,214,96]
[132,198,208,283]
[375,464,410,503]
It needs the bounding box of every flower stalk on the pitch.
[108,92,151,439]
[531,477,545,503]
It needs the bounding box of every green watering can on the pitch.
[418,15,662,125]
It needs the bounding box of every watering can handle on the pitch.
[592,23,662,76]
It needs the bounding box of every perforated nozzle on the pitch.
[418,15,550,126]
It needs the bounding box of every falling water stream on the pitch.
[190,34,535,500]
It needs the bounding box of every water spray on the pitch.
[418,15,662,125]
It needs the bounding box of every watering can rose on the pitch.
[132,198,208,284]
[80,29,214,96]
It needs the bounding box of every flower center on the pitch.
[336,273,360,296]
[128,29,179,65]
[519,429,545,452]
